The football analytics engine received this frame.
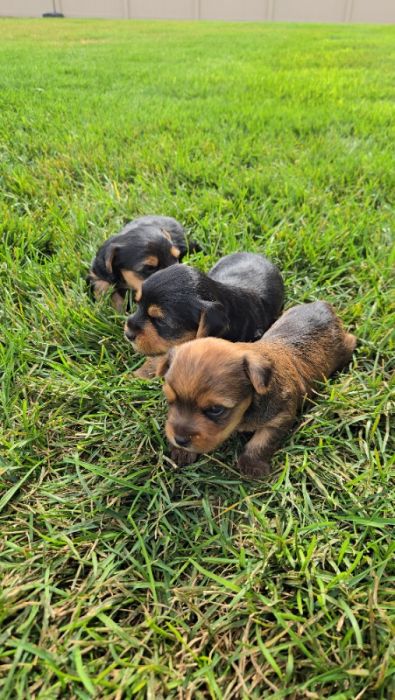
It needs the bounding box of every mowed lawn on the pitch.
[0,17,394,699]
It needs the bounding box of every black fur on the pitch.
[264,301,337,347]
[87,215,198,299]
[125,252,284,346]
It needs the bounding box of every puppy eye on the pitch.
[151,316,165,327]
[203,405,227,420]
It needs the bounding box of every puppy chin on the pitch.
[166,427,199,453]
[135,340,169,356]
[166,427,218,454]
[124,333,137,350]
[191,426,242,454]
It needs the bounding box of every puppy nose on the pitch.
[174,434,191,447]
[124,318,139,341]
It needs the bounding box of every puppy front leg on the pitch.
[111,290,127,312]
[237,413,294,479]
[134,357,161,379]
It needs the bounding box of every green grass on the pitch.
[0,17,394,699]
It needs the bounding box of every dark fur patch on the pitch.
[125,253,285,357]
[87,216,192,305]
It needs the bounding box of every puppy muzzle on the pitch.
[173,434,192,448]
[124,315,142,337]
[166,422,201,453]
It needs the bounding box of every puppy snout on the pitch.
[124,328,136,342]
[124,317,140,342]
[174,434,191,448]
[170,420,199,449]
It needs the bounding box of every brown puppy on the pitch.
[157,302,356,478]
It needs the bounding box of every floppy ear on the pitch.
[155,348,176,377]
[104,243,119,274]
[243,354,272,395]
[196,301,229,338]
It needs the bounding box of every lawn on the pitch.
[0,17,394,699]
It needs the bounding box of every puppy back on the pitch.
[209,252,284,319]
[262,301,356,379]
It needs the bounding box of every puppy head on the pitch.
[157,338,273,454]
[88,224,181,303]
[118,225,181,293]
[124,265,229,355]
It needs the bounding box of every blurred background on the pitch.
[1,0,395,23]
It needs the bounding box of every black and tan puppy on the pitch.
[157,301,356,477]
[87,215,195,311]
[124,253,284,377]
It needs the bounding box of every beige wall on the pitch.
[0,0,394,23]
[59,0,126,19]
[200,0,268,21]
[351,0,395,23]
[273,0,347,23]
[0,0,50,16]
[129,0,197,20]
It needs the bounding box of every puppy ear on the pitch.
[104,243,119,274]
[196,301,229,338]
[155,348,175,377]
[243,354,272,395]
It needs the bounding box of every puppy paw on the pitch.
[133,358,160,379]
[237,454,271,480]
[170,446,198,467]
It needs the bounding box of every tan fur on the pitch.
[196,311,207,338]
[89,271,124,311]
[162,340,244,403]
[162,339,253,454]
[163,383,177,402]
[160,230,180,258]
[111,292,125,312]
[132,321,196,356]
[144,255,159,267]
[134,357,161,379]
[89,274,110,300]
[160,313,356,477]
[244,354,273,395]
[166,396,251,454]
[237,411,295,477]
[121,269,143,293]
[170,246,180,258]
[147,304,164,319]
[156,353,173,377]
[105,244,117,274]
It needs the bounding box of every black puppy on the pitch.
[87,215,196,311]
[124,252,284,377]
